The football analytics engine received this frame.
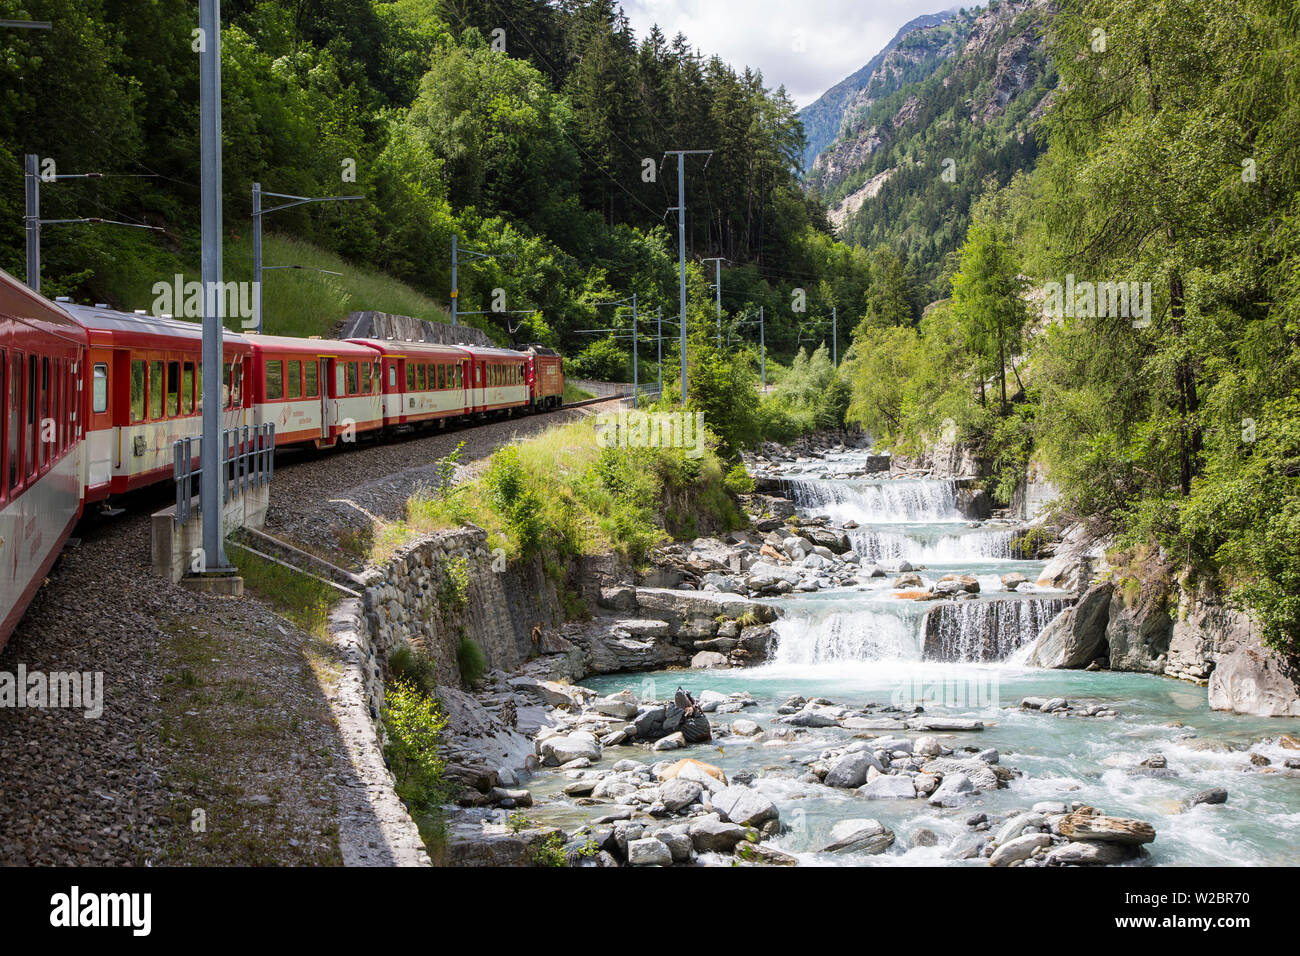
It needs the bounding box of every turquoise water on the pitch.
[526,458,1300,865]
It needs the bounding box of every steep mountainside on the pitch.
[796,10,956,171]
[804,0,1056,299]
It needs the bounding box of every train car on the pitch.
[522,345,564,410]
[342,339,473,429]
[0,269,90,648]
[249,335,384,447]
[59,302,253,501]
[461,344,532,415]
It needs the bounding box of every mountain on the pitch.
[797,10,956,171]
[802,0,1056,299]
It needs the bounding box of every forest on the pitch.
[0,0,868,368]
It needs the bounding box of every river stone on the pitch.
[691,651,730,669]
[872,735,914,754]
[1045,840,1140,865]
[1182,788,1228,811]
[994,812,1045,845]
[688,819,748,853]
[929,771,975,807]
[910,827,940,848]
[731,718,762,736]
[824,750,884,788]
[844,716,906,731]
[923,758,999,792]
[822,818,895,854]
[908,717,984,731]
[656,829,694,862]
[539,733,601,766]
[627,837,673,866]
[860,775,917,800]
[943,833,987,860]
[657,758,728,789]
[914,735,943,756]
[1209,644,1300,717]
[710,786,779,827]
[659,778,703,812]
[653,732,686,752]
[735,842,798,866]
[590,696,638,719]
[782,710,840,728]
[989,832,1051,866]
[1057,812,1156,845]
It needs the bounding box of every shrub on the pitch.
[382,679,449,814]
[456,636,488,686]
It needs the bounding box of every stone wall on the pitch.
[360,526,598,687]
[340,310,497,347]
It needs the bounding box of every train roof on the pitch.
[247,334,379,358]
[460,343,534,360]
[343,338,473,359]
[0,268,90,346]
[59,301,251,351]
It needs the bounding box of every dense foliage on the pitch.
[0,0,871,360]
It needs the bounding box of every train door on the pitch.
[319,358,330,440]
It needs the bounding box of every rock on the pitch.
[989,832,1051,866]
[908,717,984,731]
[1106,582,1173,674]
[824,750,884,788]
[710,786,779,827]
[731,719,762,736]
[590,696,638,719]
[1057,813,1156,845]
[928,771,974,807]
[691,651,730,669]
[943,833,986,860]
[688,819,748,853]
[657,829,694,862]
[1209,644,1300,717]
[1026,582,1113,669]
[487,787,534,808]
[627,837,673,866]
[657,759,728,787]
[872,735,914,754]
[913,735,943,757]
[910,827,940,848]
[822,818,895,855]
[697,690,731,712]
[659,778,703,812]
[1182,788,1228,812]
[509,677,593,709]
[994,812,1045,845]
[894,572,924,589]
[735,842,798,865]
[1000,572,1028,591]
[653,732,686,752]
[1045,841,1140,865]
[538,733,602,766]
[860,775,917,800]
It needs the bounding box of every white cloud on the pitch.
[617,0,950,107]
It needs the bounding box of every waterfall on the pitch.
[783,477,962,524]
[771,604,922,665]
[921,598,1070,662]
[848,527,1017,562]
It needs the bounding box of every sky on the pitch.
[616,0,954,109]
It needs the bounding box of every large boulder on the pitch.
[1057,813,1156,845]
[824,750,883,788]
[822,819,895,854]
[1209,644,1300,717]
[988,832,1051,867]
[859,775,917,800]
[688,819,748,853]
[710,786,779,828]
[627,837,673,866]
[1026,582,1112,669]
[537,732,601,766]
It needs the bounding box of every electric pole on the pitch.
[199,0,226,574]
[759,305,766,390]
[664,149,711,404]
[832,306,837,367]
[656,306,662,397]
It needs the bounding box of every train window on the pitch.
[346,363,358,395]
[335,364,345,395]
[131,361,146,422]
[304,362,318,398]
[27,355,37,477]
[166,362,180,417]
[416,365,425,390]
[7,353,19,492]
[230,361,242,408]
[287,361,302,399]
[432,365,440,390]
[195,365,202,410]
[149,361,164,419]
[406,364,415,390]
[39,358,49,468]
[457,365,464,389]
[387,364,396,389]
[181,363,194,415]
[265,360,283,400]
[92,361,108,415]
[361,363,372,394]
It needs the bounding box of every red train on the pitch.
[0,267,565,648]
